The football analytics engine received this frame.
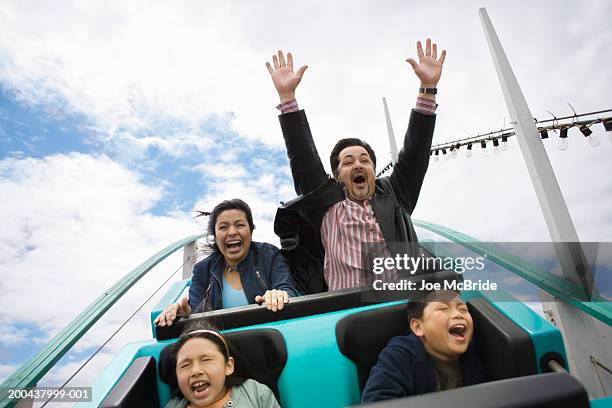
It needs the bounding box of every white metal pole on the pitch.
[479,7,611,397]
[383,97,399,163]
[182,241,197,280]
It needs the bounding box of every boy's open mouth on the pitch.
[191,380,210,397]
[449,323,467,340]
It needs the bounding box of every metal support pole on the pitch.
[383,97,399,163]
[182,241,197,280]
[479,7,611,397]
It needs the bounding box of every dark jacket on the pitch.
[274,109,435,294]
[188,241,298,312]
[361,333,487,403]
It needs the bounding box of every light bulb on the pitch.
[451,149,458,159]
[587,134,601,147]
[558,138,568,150]
[501,141,509,151]
[434,154,439,162]
[494,145,501,156]
[465,149,472,158]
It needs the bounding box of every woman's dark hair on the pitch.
[329,138,377,178]
[198,198,255,253]
[171,321,247,398]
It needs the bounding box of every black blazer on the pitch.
[274,109,436,294]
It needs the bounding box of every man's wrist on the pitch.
[415,95,437,115]
[277,99,299,113]
[279,92,296,104]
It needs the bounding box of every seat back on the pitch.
[468,298,538,379]
[358,372,589,408]
[158,328,287,401]
[336,298,541,394]
[100,356,159,408]
[335,303,409,392]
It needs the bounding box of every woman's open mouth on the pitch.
[225,240,242,254]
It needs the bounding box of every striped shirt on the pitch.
[320,197,388,290]
[277,97,435,290]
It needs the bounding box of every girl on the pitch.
[165,325,280,408]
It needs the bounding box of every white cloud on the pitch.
[0,153,199,379]
[190,162,247,180]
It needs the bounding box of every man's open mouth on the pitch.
[449,323,467,340]
[191,380,210,397]
[352,174,366,184]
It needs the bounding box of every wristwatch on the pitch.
[419,87,437,94]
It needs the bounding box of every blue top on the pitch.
[362,333,487,403]
[188,241,298,312]
[222,273,249,308]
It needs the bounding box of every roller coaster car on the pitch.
[90,285,590,408]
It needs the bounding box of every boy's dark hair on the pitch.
[199,198,255,253]
[171,321,249,397]
[406,289,461,333]
[329,138,377,178]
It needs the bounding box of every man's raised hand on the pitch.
[266,50,308,104]
[406,38,446,88]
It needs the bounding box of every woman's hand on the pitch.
[406,38,446,88]
[255,289,290,312]
[266,50,308,104]
[154,296,191,326]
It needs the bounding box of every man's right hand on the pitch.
[266,50,308,104]
[154,296,191,327]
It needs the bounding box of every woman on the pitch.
[165,323,280,408]
[156,199,297,327]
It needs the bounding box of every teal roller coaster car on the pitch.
[2,222,603,408]
[83,282,590,408]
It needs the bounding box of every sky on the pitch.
[0,0,611,396]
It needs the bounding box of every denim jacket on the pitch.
[188,241,298,312]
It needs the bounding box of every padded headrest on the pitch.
[159,328,288,400]
[336,298,545,395]
[336,303,409,392]
[467,298,538,379]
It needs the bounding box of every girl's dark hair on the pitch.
[198,199,255,253]
[171,321,248,398]
[329,138,377,178]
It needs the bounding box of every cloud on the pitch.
[0,153,198,373]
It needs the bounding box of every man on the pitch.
[268,39,445,293]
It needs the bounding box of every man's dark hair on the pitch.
[329,138,377,178]
[199,199,255,253]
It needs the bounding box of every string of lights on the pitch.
[377,107,612,177]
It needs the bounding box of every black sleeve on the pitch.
[278,110,328,196]
[188,263,208,311]
[388,109,436,214]
[361,341,415,403]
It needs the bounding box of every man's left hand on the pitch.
[406,38,446,88]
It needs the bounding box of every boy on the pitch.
[361,290,487,402]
